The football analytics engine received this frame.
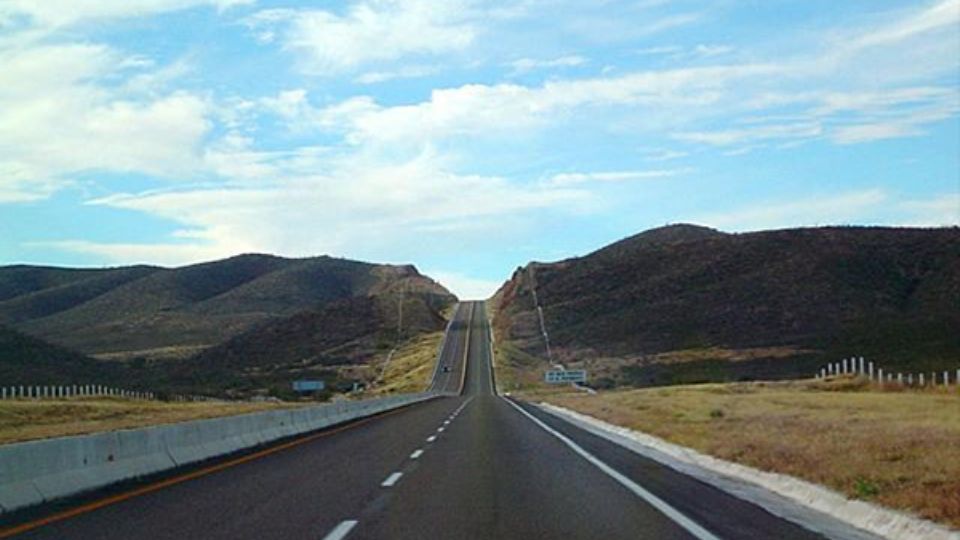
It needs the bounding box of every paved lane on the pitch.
[3,301,842,539]
[1,307,476,539]
[354,302,826,540]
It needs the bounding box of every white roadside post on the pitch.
[945,371,950,388]
[878,368,884,383]
[868,362,874,380]
[919,373,925,387]
[842,358,848,374]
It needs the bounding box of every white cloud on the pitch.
[248,1,476,75]
[0,42,212,201]
[898,193,960,226]
[0,0,252,28]
[424,270,502,299]
[675,122,822,146]
[851,0,959,50]
[698,190,889,231]
[40,239,250,267]
[68,149,588,265]
[354,65,439,84]
[546,169,686,186]
[644,149,688,161]
[508,55,587,74]
[295,64,774,146]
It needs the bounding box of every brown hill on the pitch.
[0,325,125,385]
[165,294,447,396]
[2,255,454,360]
[491,225,960,388]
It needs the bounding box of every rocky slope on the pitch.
[491,225,960,388]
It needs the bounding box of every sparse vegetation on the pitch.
[530,378,960,527]
[369,332,445,395]
[0,256,456,399]
[0,397,305,445]
[491,226,960,387]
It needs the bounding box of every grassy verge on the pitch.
[0,398,304,445]
[526,377,960,528]
[369,331,444,395]
[493,340,550,392]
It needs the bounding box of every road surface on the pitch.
[2,301,835,539]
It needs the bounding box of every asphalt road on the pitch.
[3,301,833,539]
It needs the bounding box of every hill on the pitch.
[161,293,448,396]
[0,325,125,385]
[491,225,960,388]
[1,255,454,361]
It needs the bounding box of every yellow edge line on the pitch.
[0,403,421,538]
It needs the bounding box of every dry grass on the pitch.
[369,332,444,395]
[92,344,210,362]
[0,398,303,445]
[532,377,960,528]
[644,346,812,364]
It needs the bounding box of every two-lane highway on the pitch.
[2,302,853,539]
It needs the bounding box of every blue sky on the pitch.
[1,0,958,298]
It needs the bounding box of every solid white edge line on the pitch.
[381,472,403,487]
[410,449,424,459]
[502,397,721,540]
[322,520,358,540]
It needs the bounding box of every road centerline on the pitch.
[322,520,358,540]
[381,472,404,487]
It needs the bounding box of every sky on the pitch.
[0,0,958,299]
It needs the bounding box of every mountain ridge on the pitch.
[491,225,960,388]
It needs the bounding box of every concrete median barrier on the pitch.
[0,392,437,514]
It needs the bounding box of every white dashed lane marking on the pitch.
[381,472,403,487]
[322,520,358,540]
